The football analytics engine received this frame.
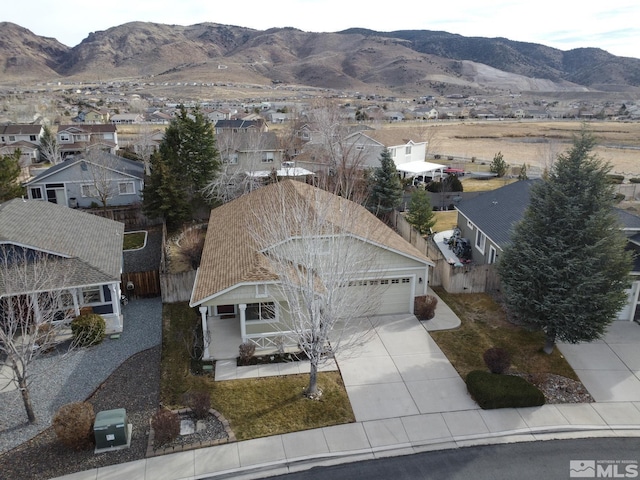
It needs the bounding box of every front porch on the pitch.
[202,309,299,361]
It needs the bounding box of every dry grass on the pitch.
[432,210,458,233]
[160,303,355,442]
[393,120,640,175]
[461,177,518,192]
[430,287,578,381]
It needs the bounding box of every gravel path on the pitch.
[123,225,163,273]
[0,297,162,455]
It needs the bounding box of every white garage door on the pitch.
[347,277,413,315]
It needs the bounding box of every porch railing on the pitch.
[243,331,298,351]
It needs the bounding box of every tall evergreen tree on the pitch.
[367,148,403,220]
[143,105,220,228]
[0,151,24,202]
[406,189,436,235]
[498,129,632,353]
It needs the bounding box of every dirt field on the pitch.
[395,120,640,176]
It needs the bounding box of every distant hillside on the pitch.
[1,21,639,95]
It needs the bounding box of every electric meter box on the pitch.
[94,408,129,449]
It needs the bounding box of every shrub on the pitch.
[52,402,96,450]
[182,390,211,420]
[466,370,545,409]
[238,342,256,366]
[151,408,180,448]
[414,295,438,320]
[606,174,624,184]
[71,313,106,347]
[483,347,511,374]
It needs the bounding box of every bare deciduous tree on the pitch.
[0,245,78,423]
[249,182,384,398]
[79,151,124,210]
[305,99,370,201]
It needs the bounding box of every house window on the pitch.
[261,152,274,163]
[488,246,497,264]
[59,134,70,142]
[30,188,43,200]
[82,286,102,305]
[467,220,474,230]
[8,135,15,142]
[118,182,135,195]
[356,145,365,151]
[223,154,238,164]
[402,278,411,284]
[391,279,400,284]
[475,230,486,253]
[246,302,276,321]
[215,305,236,316]
[30,135,37,141]
[81,184,97,197]
[405,146,412,155]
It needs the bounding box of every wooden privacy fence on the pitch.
[121,270,161,299]
[85,205,163,230]
[391,211,500,294]
[160,270,197,303]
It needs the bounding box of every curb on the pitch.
[185,425,640,480]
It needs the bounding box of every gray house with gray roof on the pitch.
[24,152,144,209]
[455,179,640,321]
[0,199,125,333]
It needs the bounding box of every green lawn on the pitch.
[123,231,146,250]
[160,303,355,441]
[430,287,579,381]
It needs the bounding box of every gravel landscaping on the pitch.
[0,297,162,455]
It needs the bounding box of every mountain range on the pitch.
[1,21,639,96]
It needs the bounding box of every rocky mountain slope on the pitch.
[1,21,639,95]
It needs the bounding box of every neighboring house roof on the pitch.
[57,124,116,134]
[0,124,42,136]
[0,199,124,293]
[457,179,640,250]
[24,152,144,186]
[191,180,432,305]
[350,130,424,148]
[456,180,537,249]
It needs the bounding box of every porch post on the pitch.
[71,288,80,316]
[109,283,122,330]
[239,304,247,342]
[199,307,211,359]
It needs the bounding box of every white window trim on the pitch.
[81,285,103,305]
[467,220,474,230]
[81,184,97,197]
[256,284,268,298]
[488,245,497,264]
[475,230,486,253]
[118,181,135,195]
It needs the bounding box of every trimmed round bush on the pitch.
[71,313,106,347]
[483,347,511,374]
[52,402,96,450]
[414,295,438,320]
[466,370,545,409]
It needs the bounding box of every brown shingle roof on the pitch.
[191,180,431,305]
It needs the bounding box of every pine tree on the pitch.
[406,189,436,235]
[490,151,508,177]
[367,148,403,220]
[0,151,24,202]
[498,129,632,353]
[144,105,220,228]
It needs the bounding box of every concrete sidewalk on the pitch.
[52,292,640,480]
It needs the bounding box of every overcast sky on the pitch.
[5,0,639,59]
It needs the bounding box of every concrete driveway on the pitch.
[559,321,640,402]
[333,314,477,422]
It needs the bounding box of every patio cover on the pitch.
[396,161,445,175]
[248,167,315,178]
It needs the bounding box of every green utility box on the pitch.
[94,408,129,449]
